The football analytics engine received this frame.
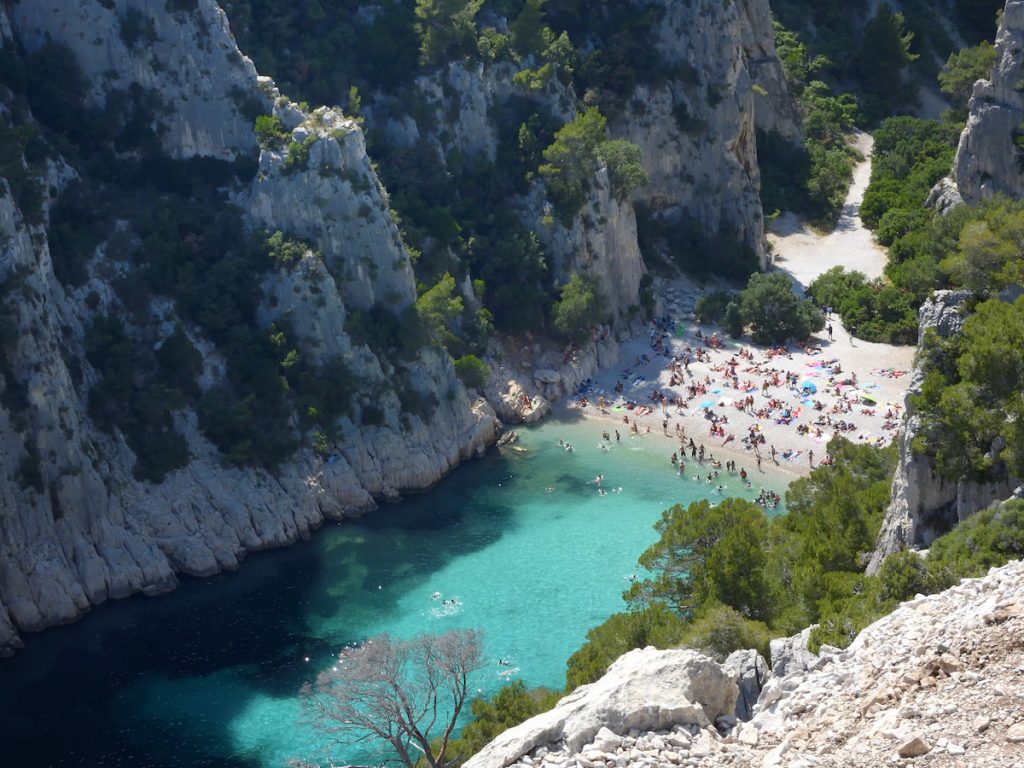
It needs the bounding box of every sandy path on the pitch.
[553,130,916,481]
[768,131,889,288]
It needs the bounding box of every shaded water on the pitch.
[0,416,786,768]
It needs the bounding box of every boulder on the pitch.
[461,647,738,768]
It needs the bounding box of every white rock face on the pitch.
[0,2,498,656]
[952,0,1024,202]
[9,0,264,159]
[614,0,771,269]
[462,647,738,768]
[737,0,804,144]
[867,292,1020,574]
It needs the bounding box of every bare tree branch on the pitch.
[301,629,486,768]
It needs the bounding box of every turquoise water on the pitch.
[0,416,785,768]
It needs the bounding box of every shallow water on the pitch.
[0,416,786,768]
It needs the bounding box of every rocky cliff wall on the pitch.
[867,291,1020,574]
[952,0,1024,202]
[464,557,1024,768]
[614,0,774,270]
[10,0,263,159]
[0,1,497,657]
[738,0,804,145]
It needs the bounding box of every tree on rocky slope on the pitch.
[303,630,485,768]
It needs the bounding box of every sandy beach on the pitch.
[556,131,916,483]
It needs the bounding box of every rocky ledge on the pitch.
[465,557,1024,768]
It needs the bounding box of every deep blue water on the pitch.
[0,417,785,768]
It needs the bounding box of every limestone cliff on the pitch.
[0,0,496,657]
[738,0,804,145]
[615,0,772,270]
[951,0,1024,202]
[867,291,1020,574]
[465,558,1024,768]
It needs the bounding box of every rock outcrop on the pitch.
[737,0,804,144]
[615,0,773,269]
[0,1,497,656]
[951,0,1024,202]
[868,291,1019,573]
[462,647,738,768]
[466,558,1024,768]
[9,0,263,159]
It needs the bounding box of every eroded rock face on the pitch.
[952,0,1024,202]
[461,647,738,768]
[867,292,1019,574]
[737,0,804,144]
[0,2,497,656]
[9,0,264,159]
[615,0,772,269]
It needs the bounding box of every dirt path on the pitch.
[768,131,890,289]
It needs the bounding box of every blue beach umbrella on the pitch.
[800,381,817,393]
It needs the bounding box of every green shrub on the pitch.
[552,273,608,344]
[454,354,488,389]
[694,290,734,324]
[678,603,772,662]
[737,272,824,345]
[254,115,289,150]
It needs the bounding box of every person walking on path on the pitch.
[827,323,833,340]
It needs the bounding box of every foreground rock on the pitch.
[466,558,1024,768]
[462,648,737,768]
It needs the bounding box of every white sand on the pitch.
[769,131,889,288]
[557,131,916,481]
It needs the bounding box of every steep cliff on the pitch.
[0,0,496,656]
[867,291,1020,574]
[951,0,1024,202]
[615,0,773,270]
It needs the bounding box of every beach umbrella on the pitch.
[860,392,878,404]
[800,381,817,393]
[700,400,716,409]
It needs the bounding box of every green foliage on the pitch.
[85,315,192,482]
[265,230,316,266]
[942,200,1024,295]
[510,0,550,59]
[552,273,608,344]
[415,0,483,66]
[539,107,607,220]
[737,272,824,345]
[0,115,45,225]
[857,4,918,118]
[912,296,1024,481]
[222,0,419,103]
[677,603,772,662]
[807,267,919,344]
[759,21,860,224]
[628,498,777,622]
[783,438,896,576]
[443,681,560,765]
[570,437,897,675]
[119,8,158,49]
[694,291,735,324]
[939,42,997,115]
[596,139,648,199]
[254,115,289,150]
[453,354,489,389]
[926,499,1024,588]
